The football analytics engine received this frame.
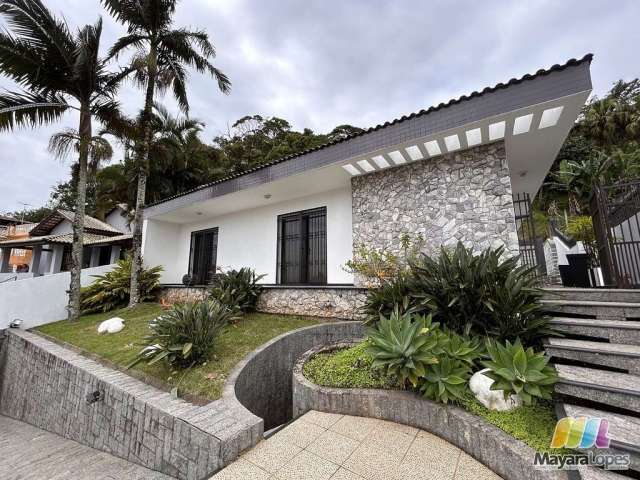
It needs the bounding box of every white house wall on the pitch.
[50,219,73,235]
[144,187,354,285]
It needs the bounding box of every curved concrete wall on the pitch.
[292,345,568,480]
[224,321,365,430]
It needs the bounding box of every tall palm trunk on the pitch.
[129,46,157,307]
[68,106,92,321]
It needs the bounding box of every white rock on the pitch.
[97,317,125,334]
[469,368,522,411]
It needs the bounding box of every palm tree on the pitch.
[102,0,231,307]
[0,0,128,320]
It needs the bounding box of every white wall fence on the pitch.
[0,264,114,330]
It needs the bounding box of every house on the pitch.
[0,209,132,278]
[143,55,593,318]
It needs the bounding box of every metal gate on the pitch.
[513,193,546,275]
[591,180,640,288]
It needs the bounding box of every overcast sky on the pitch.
[1,0,638,214]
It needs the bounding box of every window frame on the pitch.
[188,226,219,285]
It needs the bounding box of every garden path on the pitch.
[211,410,502,480]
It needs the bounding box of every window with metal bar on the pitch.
[277,207,327,285]
[188,227,219,285]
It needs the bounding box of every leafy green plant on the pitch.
[362,271,414,324]
[366,310,438,387]
[129,299,238,369]
[80,258,162,314]
[420,356,471,404]
[482,339,557,405]
[433,329,484,366]
[409,242,551,345]
[209,267,266,313]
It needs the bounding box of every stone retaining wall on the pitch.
[256,286,368,320]
[226,321,365,430]
[159,285,369,320]
[0,330,262,480]
[292,345,568,480]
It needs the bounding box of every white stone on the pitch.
[469,368,521,411]
[97,317,125,334]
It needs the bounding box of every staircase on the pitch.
[542,288,640,479]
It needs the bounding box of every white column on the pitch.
[0,248,11,273]
[30,245,42,275]
[89,247,100,268]
[49,244,64,274]
[110,245,121,264]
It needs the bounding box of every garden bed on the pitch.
[36,302,323,402]
[294,343,568,480]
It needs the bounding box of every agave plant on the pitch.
[482,338,557,405]
[366,310,439,387]
[434,329,484,366]
[420,356,471,404]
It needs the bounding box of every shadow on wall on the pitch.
[225,321,365,430]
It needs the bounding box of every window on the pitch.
[189,227,218,285]
[277,207,327,285]
[98,246,112,266]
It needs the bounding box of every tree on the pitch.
[103,0,231,307]
[0,0,128,320]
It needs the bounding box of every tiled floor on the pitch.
[211,410,502,480]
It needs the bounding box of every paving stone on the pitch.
[271,418,327,449]
[329,415,380,442]
[210,458,270,480]
[455,453,503,479]
[273,450,339,480]
[329,468,365,480]
[300,410,344,429]
[306,430,360,465]
[242,438,302,474]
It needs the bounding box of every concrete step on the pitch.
[554,365,640,414]
[561,404,640,473]
[545,339,640,375]
[541,300,640,320]
[549,318,640,346]
[543,288,640,304]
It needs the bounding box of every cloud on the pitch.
[1,0,638,212]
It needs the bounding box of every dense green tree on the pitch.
[103,0,231,307]
[0,0,128,320]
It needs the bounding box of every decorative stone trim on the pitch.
[292,344,568,480]
[256,286,368,320]
[0,330,262,480]
[351,142,519,286]
[158,285,208,304]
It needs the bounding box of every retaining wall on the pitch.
[225,321,365,430]
[0,330,262,480]
[292,345,568,480]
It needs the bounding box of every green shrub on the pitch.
[407,242,550,345]
[128,299,239,368]
[80,258,162,314]
[420,356,471,404]
[209,267,266,313]
[433,328,484,366]
[482,338,557,405]
[361,271,413,324]
[303,343,398,389]
[366,310,438,387]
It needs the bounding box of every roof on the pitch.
[29,209,123,237]
[0,214,21,225]
[145,53,594,217]
[0,232,132,248]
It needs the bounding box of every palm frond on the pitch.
[0,89,69,131]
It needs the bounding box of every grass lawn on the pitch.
[36,303,322,401]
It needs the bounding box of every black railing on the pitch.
[592,180,640,288]
[513,193,546,276]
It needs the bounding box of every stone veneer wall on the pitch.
[256,286,368,320]
[0,330,262,480]
[351,142,519,284]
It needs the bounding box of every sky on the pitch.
[0,0,638,214]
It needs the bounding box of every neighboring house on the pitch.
[143,55,593,315]
[0,209,132,278]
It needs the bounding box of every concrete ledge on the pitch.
[292,344,568,480]
[0,330,262,480]
[224,321,365,430]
